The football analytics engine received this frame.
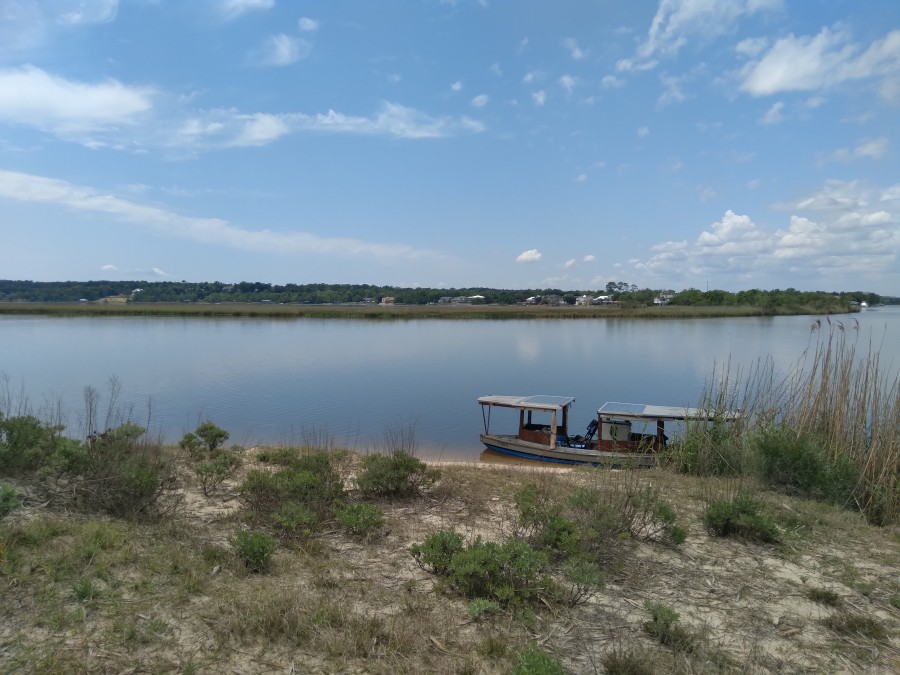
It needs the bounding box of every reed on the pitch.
[679,320,899,524]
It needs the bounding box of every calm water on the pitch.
[2,307,898,461]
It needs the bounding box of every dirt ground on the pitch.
[1,452,898,674]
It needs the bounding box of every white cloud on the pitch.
[827,137,890,162]
[219,0,274,21]
[298,17,319,32]
[532,90,546,106]
[601,75,625,88]
[0,169,437,262]
[471,94,488,108]
[563,37,586,60]
[637,126,650,137]
[575,173,587,183]
[735,36,768,58]
[622,0,783,71]
[697,186,716,202]
[253,34,311,67]
[101,264,118,271]
[231,113,291,146]
[583,255,596,263]
[760,101,784,124]
[522,70,541,84]
[450,81,463,92]
[151,267,169,277]
[0,65,153,139]
[563,258,576,268]
[490,63,503,76]
[739,26,900,100]
[56,0,118,25]
[632,180,899,289]
[516,249,542,263]
[657,73,686,107]
[558,75,577,93]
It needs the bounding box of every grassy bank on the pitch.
[0,301,855,320]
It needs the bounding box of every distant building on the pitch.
[575,295,592,306]
[380,296,395,305]
[592,295,612,304]
[654,293,675,306]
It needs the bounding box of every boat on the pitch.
[478,395,735,466]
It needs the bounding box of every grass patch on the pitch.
[642,601,696,653]
[805,586,841,606]
[823,611,887,640]
[704,492,781,543]
[229,529,277,573]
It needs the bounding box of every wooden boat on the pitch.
[478,395,734,466]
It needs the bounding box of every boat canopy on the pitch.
[598,402,739,422]
[478,395,575,412]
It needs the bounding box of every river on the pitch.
[2,307,898,461]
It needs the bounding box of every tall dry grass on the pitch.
[673,319,899,524]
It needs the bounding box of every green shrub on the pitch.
[444,538,550,606]
[753,428,858,506]
[71,578,101,603]
[642,601,695,652]
[599,648,654,674]
[271,501,320,538]
[179,432,203,459]
[0,483,21,519]
[230,529,277,573]
[410,530,464,575]
[704,493,780,543]
[195,422,229,454]
[515,642,565,675]
[0,415,64,472]
[195,452,242,496]
[514,484,580,557]
[335,502,385,539]
[355,450,439,498]
[561,556,606,606]
[239,451,345,531]
[626,487,687,545]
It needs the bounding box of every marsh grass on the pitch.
[673,321,899,525]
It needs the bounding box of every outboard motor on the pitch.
[584,419,598,442]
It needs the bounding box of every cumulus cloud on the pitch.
[583,255,596,263]
[516,249,542,263]
[739,26,900,100]
[471,94,488,108]
[298,17,319,32]
[619,0,783,71]
[532,90,546,106]
[450,81,463,92]
[657,73,686,107]
[631,180,899,289]
[253,34,312,66]
[563,258,576,268]
[601,75,625,88]
[0,169,437,262]
[0,65,153,140]
[57,0,118,25]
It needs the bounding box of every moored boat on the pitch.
[478,395,736,466]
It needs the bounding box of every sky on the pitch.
[0,0,898,294]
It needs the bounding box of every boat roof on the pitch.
[478,395,575,412]
[597,401,739,421]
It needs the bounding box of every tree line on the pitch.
[0,279,886,310]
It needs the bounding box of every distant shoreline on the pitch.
[0,301,858,320]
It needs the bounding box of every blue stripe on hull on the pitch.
[483,443,601,466]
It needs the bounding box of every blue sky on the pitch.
[0,0,898,293]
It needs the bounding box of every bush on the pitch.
[195,421,229,454]
[514,484,580,558]
[73,423,177,520]
[642,601,695,652]
[0,483,21,519]
[335,502,385,539]
[239,451,345,535]
[445,538,550,606]
[467,598,502,620]
[0,415,64,473]
[410,530,464,575]
[230,529,277,573]
[668,416,746,476]
[705,493,780,543]
[355,450,439,499]
[753,427,858,506]
[195,452,242,496]
[561,556,606,606]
